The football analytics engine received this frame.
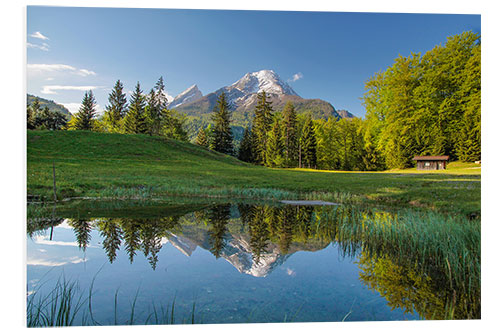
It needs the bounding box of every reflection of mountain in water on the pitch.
[168,229,327,277]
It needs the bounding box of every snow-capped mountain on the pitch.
[168,84,203,109]
[164,225,329,278]
[174,69,342,122]
[230,69,298,96]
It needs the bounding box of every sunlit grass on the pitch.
[27,130,480,215]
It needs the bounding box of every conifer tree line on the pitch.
[216,31,479,170]
[27,31,480,169]
[27,77,189,141]
[27,97,68,130]
[230,91,375,170]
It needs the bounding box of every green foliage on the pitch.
[30,102,68,131]
[251,91,274,164]
[237,126,254,163]
[265,116,285,167]
[363,31,481,168]
[210,92,234,154]
[123,82,147,134]
[195,126,209,147]
[160,108,189,141]
[103,80,128,132]
[282,101,299,167]
[144,77,168,136]
[27,94,72,117]
[299,115,317,169]
[71,91,97,131]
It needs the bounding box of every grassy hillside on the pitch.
[27,130,480,215]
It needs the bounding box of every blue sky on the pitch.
[27,6,480,117]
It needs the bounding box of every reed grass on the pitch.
[315,205,480,318]
[27,276,199,327]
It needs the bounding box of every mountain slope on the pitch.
[168,84,203,109]
[336,109,356,119]
[27,94,71,117]
[174,70,341,126]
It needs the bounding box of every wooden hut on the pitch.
[413,156,449,170]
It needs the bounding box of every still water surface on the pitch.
[27,200,462,325]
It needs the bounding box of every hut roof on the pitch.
[412,155,449,161]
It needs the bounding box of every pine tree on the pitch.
[145,89,160,135]
[252,91,273,164]
[282,101,298,167]
[265,116,285,167]
[123,82,147,134]
[73,90,97,130]
[195,127,209,147]
[300,115,317,169]
[154,76,169,111]
[104,80,127,132]
[160,108,188,141]
[238,127,254,163]
[27,97,41,129]
[145,77,168,136]
[210,92,233,154]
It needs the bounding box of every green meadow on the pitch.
[27,130,480,216]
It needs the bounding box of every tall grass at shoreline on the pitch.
[315,206,480,318]
[27,276,199,327]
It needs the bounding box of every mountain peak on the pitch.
[231,69,298,97]
[168,84,203,109]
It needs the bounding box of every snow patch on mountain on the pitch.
[230,69,298,96]
[168,84,203,108]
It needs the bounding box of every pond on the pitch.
[26,199,480,326]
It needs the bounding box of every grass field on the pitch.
[27,130,481,215]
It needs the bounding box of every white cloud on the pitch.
[27,257,86,267]
[288,72,303,82]
[30,31,49,40]
[62,102,104,115]
[41,85,102,95]
[77,68,97,76]
[33,235,79,247]
[28,63,96,77]
[27,42,49,51]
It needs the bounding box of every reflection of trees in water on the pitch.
[65,216,182,270]
[247,206,270,263]
[357,251,479,319]
[28,203,479,319]
[96,220,122,263]
[67,219,93,251]
[207,205,231,259]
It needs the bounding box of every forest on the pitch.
[27,31,481,171]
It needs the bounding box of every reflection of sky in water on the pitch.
[27,213,418,324]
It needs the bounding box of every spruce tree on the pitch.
[145,89,160,135]
[282,101,298,167]
[252,91,273,164]
[195,127,209,147]
[160,108,189,141]
[123,82,147,134]
[210,92,233,154]
[27,97,41,129]
[154,76,169,111]
[73,90,97,130]
[300,115,317,169]
[104,80,128,132]
[238,127,254,163]
[265,116,285,167]
[145,77,168,136]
